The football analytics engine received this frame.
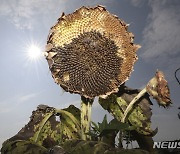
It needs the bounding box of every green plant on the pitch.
[1,5,174,154]
[88,115,132,140]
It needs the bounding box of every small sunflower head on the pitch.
[146,71,172,107]
[45,6,140,98]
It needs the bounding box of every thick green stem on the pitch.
[121,88,147,123]
[81,96,93,140]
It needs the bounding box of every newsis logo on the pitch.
[153,141,180,149]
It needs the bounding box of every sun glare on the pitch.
[27,44,42,60]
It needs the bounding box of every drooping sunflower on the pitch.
[45,6,140,99]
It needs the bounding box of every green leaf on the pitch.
[100,119,131,137]
[62,139,149,154]
[62,139,111,154]
[98,115,108,132]
[91,121,99,130]
[99,93,156,136]
[1,140,48,154]
[91,121,99,132]
[89,116,132,139]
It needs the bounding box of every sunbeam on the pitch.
[27,44,41,60]
[26,43,42,61]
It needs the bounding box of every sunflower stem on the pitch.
[121,88,147,123]
[81,96,94,140]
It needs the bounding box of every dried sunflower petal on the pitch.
[45,6,140,98]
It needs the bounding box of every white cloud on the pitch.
[130,0,144,7]
[0,0,66,29]
[18,92,39,103]
[0,92,40,114]
[141,0,180,76]
[0,0,110,29]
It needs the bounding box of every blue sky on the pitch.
[0,0,180,148]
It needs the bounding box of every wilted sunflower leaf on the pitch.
[62,139,111,154]
[1,104,81,153]
[99,87,157,136]
[55,105,81,142]
[1,140,48,154]
[62,139,149,154]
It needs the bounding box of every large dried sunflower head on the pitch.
[45,6,140,98]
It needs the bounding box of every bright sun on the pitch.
[27,44,42,60]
